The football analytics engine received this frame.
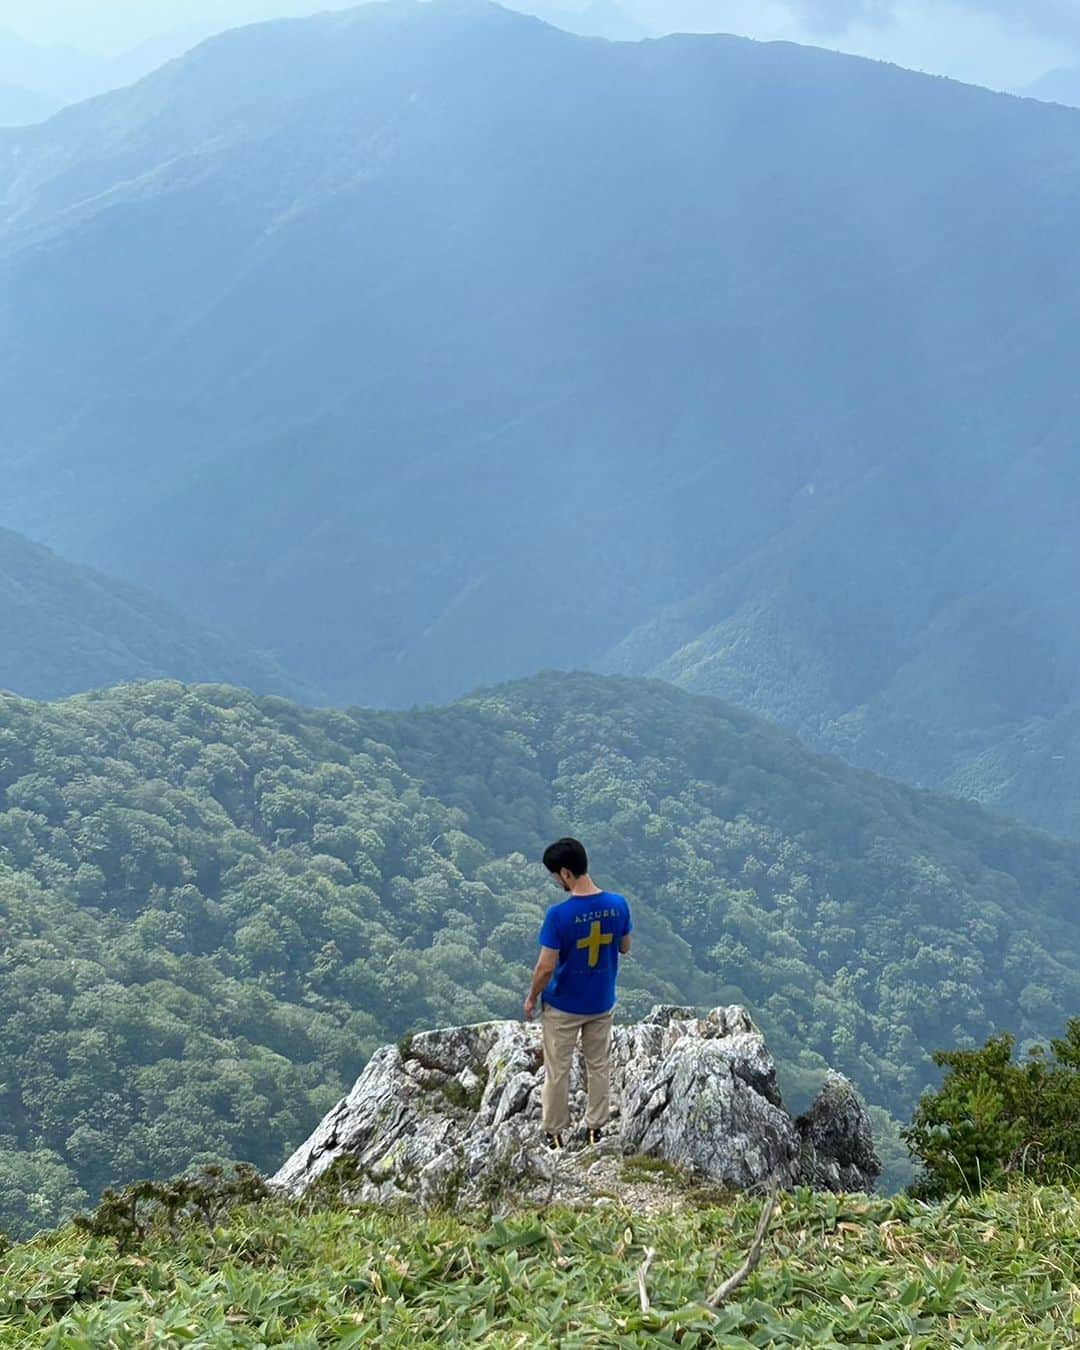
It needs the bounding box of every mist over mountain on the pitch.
[0,527,310,700]
[3,0,1080,834]
[1024,64,1080,108]
[0,26,100,101]
[0,21,219,120]
[0,82,61,126]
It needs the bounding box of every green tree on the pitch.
[905,1021,1080,1198]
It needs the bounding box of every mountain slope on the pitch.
[3,2,1080,832]
[607,432,1080,837]
[2,671,1080,1233]
[0,527,310,699]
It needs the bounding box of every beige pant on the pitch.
[541,1005,614,1134]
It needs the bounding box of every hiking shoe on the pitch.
[544,1132,564,1151]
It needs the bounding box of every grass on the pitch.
[620,1156,685,1185]
[0,1186,1077,1346]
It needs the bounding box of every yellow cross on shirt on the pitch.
[577,920,613,968]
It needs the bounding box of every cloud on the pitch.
[784,0,1080,41]
[620,0,894,39]
[782,0,895,34]
[966,0,1080,39]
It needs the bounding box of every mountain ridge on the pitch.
[3,1,1080,835]
[0,526,312,700]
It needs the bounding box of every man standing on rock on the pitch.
[523,837,633,1148]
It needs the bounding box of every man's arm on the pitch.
[523,947,559,1021]
[619,934,632,955]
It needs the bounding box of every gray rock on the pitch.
[621,1039,800,1189]
[269,1005,880,1207]
[796,1071,883,1194]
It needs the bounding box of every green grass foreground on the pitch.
[1,1187,1078,1347]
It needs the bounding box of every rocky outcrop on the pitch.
[270,1005,880,1208]
[796,1071,883,1193]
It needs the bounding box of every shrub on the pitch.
[72,1163,268,1252]
[905,1020,1080,1198]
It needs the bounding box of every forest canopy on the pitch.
[2,671,1080,1237]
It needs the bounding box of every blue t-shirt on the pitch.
[538,890,633,1016]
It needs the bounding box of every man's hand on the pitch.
[525,946,558,1021]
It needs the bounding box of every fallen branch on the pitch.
[637,1245,657,1312]
[706,1179,779,1308]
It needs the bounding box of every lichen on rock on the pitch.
[270,1005,880,1209]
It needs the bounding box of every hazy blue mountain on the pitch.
[3,1,1080,833]
[1024,66,1080,109]
[0,527,312,700]
[0,22,214,114]
[104,25,224,89]
[0,26,104,102]
[0,81,61,126]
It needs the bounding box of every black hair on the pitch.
[542,837,588,877]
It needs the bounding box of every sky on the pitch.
[0,0,1076,92]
